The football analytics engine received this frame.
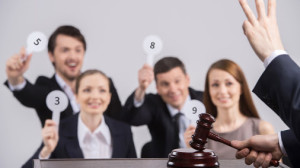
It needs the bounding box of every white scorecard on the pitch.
[183,100,206,126]
[46,90,68,128]
[22,31,48,61]
[143,35,163,66]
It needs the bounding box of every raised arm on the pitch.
[134,64,154,102]
[121,64,155,125]
[239,0,284,61]
[6,47,32,86]
[40,119,59,158]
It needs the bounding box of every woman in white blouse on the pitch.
[24,70,136,168]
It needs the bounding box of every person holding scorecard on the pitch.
[4,25,122,127]
[121,57,204,157]
[184,59,275,159]
[5,26,123,168]
[23,70,136,168]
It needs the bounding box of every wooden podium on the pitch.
[33,158,287,168]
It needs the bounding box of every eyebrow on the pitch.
[75,45,84,49]
[159,81,169,84]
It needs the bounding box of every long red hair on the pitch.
[203,59,260,118]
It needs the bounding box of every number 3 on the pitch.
[55,97,60,105]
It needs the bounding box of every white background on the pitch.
[0,0,299,167]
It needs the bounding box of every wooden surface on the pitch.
[33,158,289,168]
[168,148,219,168]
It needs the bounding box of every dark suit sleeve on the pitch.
[253,55,300,141]
[21,142,63,168]
[103,78,122,120]
[281,130,300,167]
[4,77,51,110]
[126,127,137,158]
[121,91,155,126]
[21,144,43,168]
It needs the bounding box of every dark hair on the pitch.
[203,59,260,119]
[154,57,186,80]
[48,25,86,54]
[75,69,110,94]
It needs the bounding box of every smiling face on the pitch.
[156,67,190,110]
[76,73,111,116]
[49,34,85,81]
[208,69,242,111]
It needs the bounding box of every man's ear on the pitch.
[48,52,55,63]
[156,82,161,95]
[186,74,191,85]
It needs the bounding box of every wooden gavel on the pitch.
[190,113,279,167]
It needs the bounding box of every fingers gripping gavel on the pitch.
[190,113,279,167]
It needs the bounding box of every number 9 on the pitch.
[192,107,197,114]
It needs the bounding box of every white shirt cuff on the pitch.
[278,132,288,156]
[133,97,144,108]
[8,80,26,91]
[264,50,288,68]
[39,152,51,159]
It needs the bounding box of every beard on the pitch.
[65,71,80,81]
[58,68,81,81]
[65,74,78,81]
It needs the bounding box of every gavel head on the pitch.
[190,113,215,151]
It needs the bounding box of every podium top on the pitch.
[34,158,287,168]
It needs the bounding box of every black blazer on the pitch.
[253,55,300,167]
[121,87,203,158]
[4,75,122,126]
[22,114,136,168]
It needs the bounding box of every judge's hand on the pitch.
[184,125,196,147]
[135,64,154,101]
[6,47,32,85]
[40,120,59,158]
[231,134,283,168]
[239,0,284,62]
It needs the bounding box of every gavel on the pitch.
[190,113,279,167]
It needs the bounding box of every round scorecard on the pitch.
[143,35,163,55]
[46,90,68,112]
[183,100,206,126]
[26,31,48,55]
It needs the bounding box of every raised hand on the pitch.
[6,47,32,85]
[135,64,154,101]
[40,119,59,158]
[138,64,154,91]
[184,125,196,147]
[239,0,284,61]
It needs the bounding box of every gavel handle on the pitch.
[208,132,279,167]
